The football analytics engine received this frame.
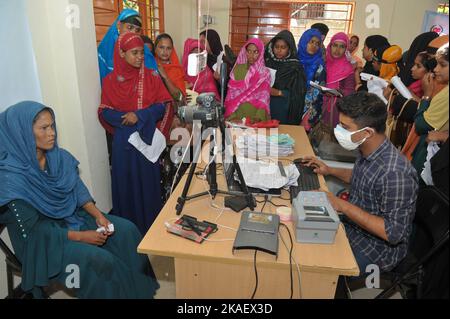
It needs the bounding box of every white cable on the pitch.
[345,276,353,299]
[216,223,237,232]
[279,229,302,299]
[214,208,225,222]
[202,237,235,242]
[169,130,194,196]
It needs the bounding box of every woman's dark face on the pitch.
[273,39,290,59]
[33,110,56,151]
[155,38,173,63]
[246,44,259,65]
[349,36,359,53]
[434,54,449,84]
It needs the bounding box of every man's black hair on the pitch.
[311,23,329,37]
[336,92,387,133]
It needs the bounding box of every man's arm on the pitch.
[327,169,418,244]
[302,156,353,184]
[328,167,353,184]
[336,199,388,241]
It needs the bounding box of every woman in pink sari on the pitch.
[182,39,219,100]
[224,38,272,122]
[321,32,355,128]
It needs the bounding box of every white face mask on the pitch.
[334,124,371,151]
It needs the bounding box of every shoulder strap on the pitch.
[387,89,397,112]
[397,98,412,119]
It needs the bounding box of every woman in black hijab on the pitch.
[265,30,307,125]
[356,35,390,91]
[200,29,224,70]
[399,32,439,86]
[199,29,235,96]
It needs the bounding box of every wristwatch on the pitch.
[422,96,431,101]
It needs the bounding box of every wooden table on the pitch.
[138,125,359,299]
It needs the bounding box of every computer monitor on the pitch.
[223,158,282,197]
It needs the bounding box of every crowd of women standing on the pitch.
[0,8,447,298]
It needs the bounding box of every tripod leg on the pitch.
[232,155,256,211]
[208,132,218,197]
[175,160,197,215]
[176,128,203,215]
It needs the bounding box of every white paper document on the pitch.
[212,51,225,73]
[236,157,300,191]
[391,76,413,100]
[360,72,389,104]
[268,68,277,87]
[236,133,294,159]
[421,141,440,186]
[128,129,166,163]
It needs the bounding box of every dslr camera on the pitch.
[178,92,222,127]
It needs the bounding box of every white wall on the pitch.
[0,0,42,111]
[25,0,112,213]
[164,0,231,59]
[164,0,443,58]
[350,0,443,53]
[1,0,112,298]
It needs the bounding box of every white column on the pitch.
[25,0,112,212]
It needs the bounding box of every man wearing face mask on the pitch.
[303,92,418,277]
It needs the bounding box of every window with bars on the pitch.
[122,0,164,40]
[93,0,164,45]
[290,2,354,47]
[437,3,449,14]
[229,1,354,54]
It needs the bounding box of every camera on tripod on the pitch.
[178,92,222,127]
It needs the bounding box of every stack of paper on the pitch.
[360,72,389,104]
[236,157,300,191]
[391,76,413,99]
[236,133,295,159]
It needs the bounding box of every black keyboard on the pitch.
[290,162,321,201]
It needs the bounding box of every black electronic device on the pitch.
[175,64,256,215]
[233,211,280,257]
[314,140,358,163]
[289,160,321,202]
[223,160,282,197]
[166,215,217,243]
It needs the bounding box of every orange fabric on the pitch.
[155,47,186,96]
[401,124,420,161]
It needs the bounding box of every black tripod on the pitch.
[175,124,256,215]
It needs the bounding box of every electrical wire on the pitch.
[280,223,294,299]
[261,195,268,212]
[169,130,194,196]
[278,223,302,298]
[251,250,258,299]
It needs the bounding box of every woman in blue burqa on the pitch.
[97,8,157,83]
[0,101,159,298]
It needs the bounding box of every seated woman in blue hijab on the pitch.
[0,101,159,299]
[97,9,157,84]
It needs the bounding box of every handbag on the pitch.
[386,90,414,149]
[308,96,338,146]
